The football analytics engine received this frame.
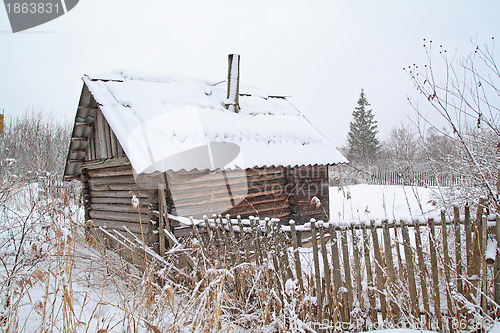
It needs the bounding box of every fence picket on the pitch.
[440,210,454,316]
[400,220,420,319]
[412,219,430,326]
[370,220,387,320]
[329,224,343,316]
[382,219,398,319]
[310,220,324,322]
[290,221,304,291]
[427,218,443,330]
[350,224,364,309]
[453,206,464,298]
[481,215,488,313]
[362,222,377,322]
[319,222,334,317]
[340,226,354,317]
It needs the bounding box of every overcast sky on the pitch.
[0,0,498,147]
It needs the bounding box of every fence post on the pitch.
[412,219,430,327]
[319,221,334,318]
[340,226,353,317]
[250,216,262,265]
[190,217,208,261]
[495,169,500,312]
[277,221,293,281]
[400,219,420,320]
[382,219,398,319]
[226,214,242,264]
[481,215,488,313]
[428,218,443,330]
[157,184,166,257]
[370,220,387,321]
[362,222,377,323]
[205,216,218,259]
[453,206,464,297]
[470,198,485,289]
[329,223,342,313]
[290,220,304,291]
[350,224,364,309]
[441,210,454,316]
[237,216,251,263]
[310,219,323,322]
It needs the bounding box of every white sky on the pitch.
[0,0,498,147]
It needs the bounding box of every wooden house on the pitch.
[64,55,347,248]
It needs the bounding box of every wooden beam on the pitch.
[75,123,91,128]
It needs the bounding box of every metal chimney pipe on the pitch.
[226,54,240,113]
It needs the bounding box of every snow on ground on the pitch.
[330,184,441,223]
[1,182,495,332]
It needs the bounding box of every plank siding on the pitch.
[86,108,125,161]
[165,167,293,220]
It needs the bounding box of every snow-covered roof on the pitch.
[76,69,347,174]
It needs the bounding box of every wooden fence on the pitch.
[329,166,461,187]
[368,171,461,187]
[37,173,66,198]
[164,200,499,332]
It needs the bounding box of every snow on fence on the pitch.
[162,201,499,331]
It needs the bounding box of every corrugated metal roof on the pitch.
[65,69,347,177]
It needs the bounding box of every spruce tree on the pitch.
[347,89,380,162]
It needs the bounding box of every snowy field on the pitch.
[329,184,441,223]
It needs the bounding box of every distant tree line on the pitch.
[341,38,499,209]
[0,110,71,184]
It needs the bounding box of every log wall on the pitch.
[83,163,151,244]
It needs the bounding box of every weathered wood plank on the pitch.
[89,183,144,192]
[441,210,454,315]
[371,220,387,321]
[172,191,289,208]
[88,175,138,186]
[351,224,364,309]
[382,219,398,319]
[92,191,148,198]
[109,123,118,157]
[290,220,304,291]
[90,203,148,214]
[89,210,150,223]
[91,218,143,235]
[310,220,323,322]
[362,223,377,322]
[96,109,107,159]
[340,226,353,316]
[87,166,133,178]
[481,215,488,312]
[400,220,419,319]
[454,206,464,296]
[319,222,333,316]
[428,218,442,329]
[103,116,112,158]
[412,219,430,326]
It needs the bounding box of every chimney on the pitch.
[225,54,240,113]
